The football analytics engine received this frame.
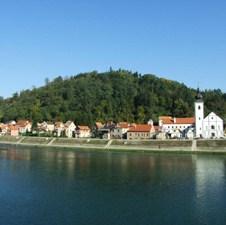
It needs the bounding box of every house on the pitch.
[195,89,224,139]
[0,123,8,135]
[9,125,19,136]
[159,116,195,139]
[95,121,116,139]
[16,120,32,134]
[76,126,91,138]
[64,121,76,138]
[54,122,65,137]
[112,122,131,139]
[37,121,55,133]
[95,122,104,130]
[127,124,155,140]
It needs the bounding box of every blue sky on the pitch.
[1,0,226,97]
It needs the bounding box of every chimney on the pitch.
[174,117,176,123]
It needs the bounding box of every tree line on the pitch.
[0,69,225,126]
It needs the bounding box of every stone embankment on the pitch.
[0,136,226,153]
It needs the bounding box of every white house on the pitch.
[195,89,224,139]
[65,121,76,138]
[16,120,32,134]
[37,121,55,133]
[159,116,195,139]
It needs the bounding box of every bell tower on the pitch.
[195,88,204,138]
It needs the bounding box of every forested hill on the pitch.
[0,70,226,126]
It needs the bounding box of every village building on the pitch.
[195,91,224,139]
[112,122,131,139]
[54,122,65,137]
[9,125,19,136]
[127,124,155,140]
[16,120,32,134]
[95,121,116,139]
[37,121,55,133]
[159,116,195,139]
[76,126,91,138]
[64,121,76,138]
[0,123,8,136]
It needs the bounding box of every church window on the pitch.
[198,106,201,110]
[211,125,215,129]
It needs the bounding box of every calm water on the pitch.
[0,148,226,225]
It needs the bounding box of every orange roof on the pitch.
[8,125,19,131]
[128,124,153,132]
[78,125,90,130]
[17,120,30,127]
[117,122,130,129]
[159,116,195,125]
[95,122,103,129]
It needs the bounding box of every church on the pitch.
[195,90,224,139]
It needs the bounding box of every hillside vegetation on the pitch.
[0,70,225,126]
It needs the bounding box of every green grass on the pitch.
[53,138,108,146]
[0,136,21,142]
[21,137,52,145]
[197,140,226,148]
[111,139,192,148]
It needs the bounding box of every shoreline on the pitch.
[0,137,226,154]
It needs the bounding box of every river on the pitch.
[0,148,226,225]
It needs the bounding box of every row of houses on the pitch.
[0,120,91,138]
[0,120,32,136]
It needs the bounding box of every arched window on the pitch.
[211,125,215,130]
[198,106,201,110]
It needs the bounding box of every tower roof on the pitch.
[195,88,203,102]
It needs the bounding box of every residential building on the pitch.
[159,116,195,139]
[112,122,131,139]
[37,121,55,133]
[76,126,91,138]
[55,122,65,137]
[127,124,155,140]
[65,121,76,138]
[16,120,32,134]
[9,125,19,136]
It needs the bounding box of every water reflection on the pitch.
[1,148,226,225]
[193,155,226,224]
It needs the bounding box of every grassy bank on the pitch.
[0,136,226,153]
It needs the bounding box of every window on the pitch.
[198,106,201,110]
[211,125,215,130]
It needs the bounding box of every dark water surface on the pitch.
[0,148,226,225]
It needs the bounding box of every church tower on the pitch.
[195,88,204,138]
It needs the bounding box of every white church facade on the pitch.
[195,90,224,139]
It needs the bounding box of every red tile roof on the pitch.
[78,125,90,131]
[117,122,130,129]
[128,124,153,132]
[159,116,195,125]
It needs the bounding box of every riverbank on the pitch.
[0,136,226,154]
